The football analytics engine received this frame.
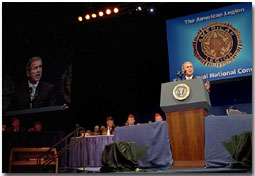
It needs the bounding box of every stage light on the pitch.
[149,8,154,13]
[78,16,83,22]
[113,7,119,13]
[99,11,104,17]
[91,13,97,18]
[137,6,142,11]
[106,9,111,15]
[85,14,90,20]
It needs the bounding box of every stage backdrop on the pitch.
[166,2,252,82]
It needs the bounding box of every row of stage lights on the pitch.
[77,6,155,22]
[78,7,119,22]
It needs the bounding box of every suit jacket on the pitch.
[8,81,56,110]
[5,126,26,133]
[182,76,210,93]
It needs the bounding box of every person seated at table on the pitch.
[154,113,163,122]
[79,129,85,136]
[100,125,106,135]
[93,125,101,135]
[106,116,115,135]
[127,114,136,126]
[85,130,92,136]
[101,128,108,135]
[2,124,7,132]
[6,117,25,132]
[28,121,42,132]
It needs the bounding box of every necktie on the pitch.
[30,85,36,108]
[32,85,36,97]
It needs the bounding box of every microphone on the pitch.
[177,70,185,80]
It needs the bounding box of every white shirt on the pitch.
[185,75,193,80]
[28,81,39,97]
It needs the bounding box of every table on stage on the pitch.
[69,135,114,168]
[204,114,252,168]
[114,121,173,168]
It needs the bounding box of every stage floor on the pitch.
[60,166,252,174]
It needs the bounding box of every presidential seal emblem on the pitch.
[173,83,190,101]
[193,22,242,68]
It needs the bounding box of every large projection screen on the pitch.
[166,2,252,82]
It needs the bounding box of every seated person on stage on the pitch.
[85,130,92,136]
[8,56,68,111]
[127,113,136,126]
[101,128,108,135]
[93,125,101,135]
[2,124,7,132]
[182,61,210,91]
[100,125,106,135]
[6,117,25,132]
[106,116,115,135]
[80,129,85,136]
[28,121,42,132]
[154,113,163,122]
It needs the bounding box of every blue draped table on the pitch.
[69,135,114,168]
[113,121,173,168]
[204,114,252,168]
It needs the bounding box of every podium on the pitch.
[160,78,211,168]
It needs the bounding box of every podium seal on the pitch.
[173,83,190,101]
[193,22,242,68]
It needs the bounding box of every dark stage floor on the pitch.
[59,166,252,174]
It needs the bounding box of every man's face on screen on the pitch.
[183,62,194,77]
[28,59,42,84]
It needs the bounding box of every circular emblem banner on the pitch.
[193,22,242,68]
[173,83,190,101]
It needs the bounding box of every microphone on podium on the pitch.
[177,70,185,80]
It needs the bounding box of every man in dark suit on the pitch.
[182,61,210,91]
[6,117,26,132]
[8,56,57,110]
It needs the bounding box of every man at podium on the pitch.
[182,61,210,91]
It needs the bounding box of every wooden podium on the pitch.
[160,78,211,168]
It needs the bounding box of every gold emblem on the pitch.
[173,83,190,101]
[193,22,242,68]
